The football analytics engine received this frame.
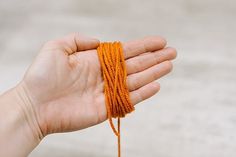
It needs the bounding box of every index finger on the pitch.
[122,36,167,59]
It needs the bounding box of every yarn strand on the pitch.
[97,42,135,157]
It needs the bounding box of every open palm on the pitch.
[20,33,176,136]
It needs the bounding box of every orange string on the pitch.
[97,42,135,157]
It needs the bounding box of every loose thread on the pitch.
[97,42,135,157]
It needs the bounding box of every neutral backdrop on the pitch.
[0,0,235,157]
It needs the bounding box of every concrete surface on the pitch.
[0,0,236,157]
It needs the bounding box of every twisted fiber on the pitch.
[97,42,135,157]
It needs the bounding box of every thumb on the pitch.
[42,32,100,54]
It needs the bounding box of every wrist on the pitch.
[0,83,43,157]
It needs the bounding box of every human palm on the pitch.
[20,33,176,136]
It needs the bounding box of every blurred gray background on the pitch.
[0,0,236,157]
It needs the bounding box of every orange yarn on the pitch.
[97,42,135,157]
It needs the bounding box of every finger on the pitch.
[126,47,177,75]
[122,36,167,59]
[130,81,160,105]
[127,61,173,91]
[43,32,100,54]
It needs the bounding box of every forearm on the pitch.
[0,84,43,157]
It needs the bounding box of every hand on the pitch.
[18,33,177,137]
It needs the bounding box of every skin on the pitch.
[0,33,177,157]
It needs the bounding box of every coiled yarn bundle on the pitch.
[97,42,135,157]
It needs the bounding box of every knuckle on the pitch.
[136,58,144,69]
[153,52,160,64]
[137,92,144,102]
[129,75,139,91]
[127,77,134,91]
[131,60,141,73]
